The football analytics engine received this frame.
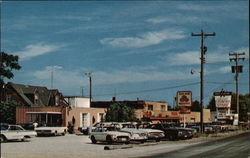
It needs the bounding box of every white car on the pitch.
[112,123,148,143]
[138,128,165,142]
[120,128,148,143]
[35,126,67,136]
[0,124,37,142]
[89,126,130,144]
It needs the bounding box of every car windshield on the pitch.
[104,127,119,132]
[122,124,136,128]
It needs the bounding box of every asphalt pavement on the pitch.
[138,132,250,158]
[1,131,249,158]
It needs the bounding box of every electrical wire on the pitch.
[93,82,199,97]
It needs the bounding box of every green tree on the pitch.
[0,52,21,96]
[0,52,21,124]
[191,100,201,112]
[239,94,249,122]
[207,93,249,122]
[0,100,22,124]
[105,102,136,122]
[207,97,216,111]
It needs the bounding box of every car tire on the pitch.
[91,136,97,144]
[21,137,26,142]
[169,135,175,141]
[155,138,160,142]
[106,135,113,144]
[0,135,6,142]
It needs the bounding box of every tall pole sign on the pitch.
[177,91,192,127]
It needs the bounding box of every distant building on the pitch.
[3,82,68,107]
[64,96,105,133]
[64,96,90,108]
[91,98,211,124]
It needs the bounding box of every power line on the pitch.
[93,82,200,97]
[206,81,248,85]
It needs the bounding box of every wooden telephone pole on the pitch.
[229,52,245,122]
[192,30,216,133]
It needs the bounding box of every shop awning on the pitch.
[150,117,180,120]
[26,112,62,114]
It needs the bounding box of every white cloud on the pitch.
[31,66,86,93]
[164,51,200,66]
[93,70,193,85]
[206,66,231,75]
[164,46,249,66]
[235,47,249,58]
[218,66,231,74]
[13,43,65,61]
[177,4,241,12]
[28,66,195,95]
[146,16,216,24]
[100,29,186,48]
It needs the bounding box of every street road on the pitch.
[140,132,250,158]
[1,132,249,158]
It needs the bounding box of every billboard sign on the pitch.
[177,91,192,107]
[214,91,232,108]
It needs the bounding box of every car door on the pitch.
[93,127,105,141]
[8,125,24,140]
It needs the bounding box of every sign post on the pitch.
[177,91,192,127]
[213,90,235,124]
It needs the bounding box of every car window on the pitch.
[9,126,18,130]
[93,128,101,132]
[0,125,8,130]
[16,126,25,131]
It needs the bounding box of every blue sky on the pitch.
[1,1,249,106]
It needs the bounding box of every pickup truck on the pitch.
[0,124,37,142]
[35,126,67,136]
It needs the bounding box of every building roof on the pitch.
[6,82,67,107]
[91,100,146,109]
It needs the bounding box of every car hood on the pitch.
[120,128,147,134]
[105,131,130,136]
[139,128,164,133]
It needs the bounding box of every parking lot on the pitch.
[1,134,206,158]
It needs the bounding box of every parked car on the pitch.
[0,124,37,142]
[78,126,89,135]
[89,126,130,144]
[79,122,116,135]
[137,124,165,142]
[175,127,195,139]
[148,124,192,141]
[111,123,148,143]
[35,125,67,136]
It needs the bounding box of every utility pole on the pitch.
[51,67,54,89]
[85,72,92,106]
[80,86,84,97]
[192,30,216,133]
[229,52,245,122]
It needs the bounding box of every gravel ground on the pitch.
[1,130,248,158]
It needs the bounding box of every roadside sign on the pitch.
[180,107,191,114]
[177,91,192,107]
[214,91,232,108]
